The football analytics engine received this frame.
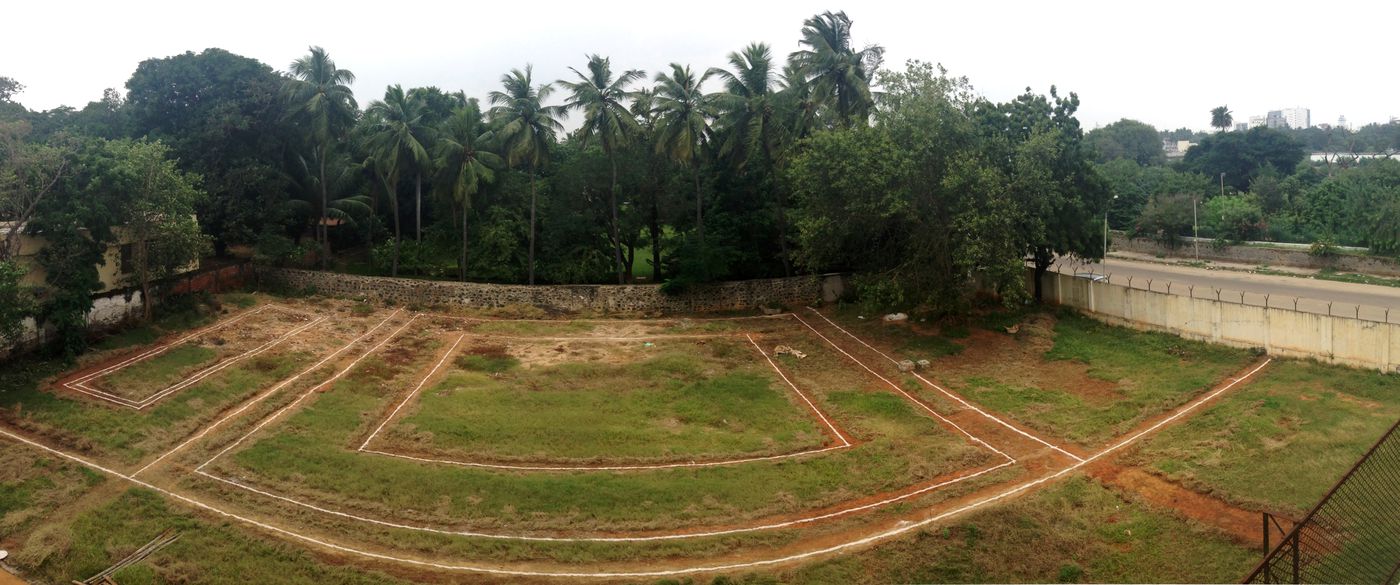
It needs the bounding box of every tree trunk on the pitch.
[693,161,704,244]
[776,186,791,277]
[1033,249,1052,303]
[319,146,329,270]
[138,239,153,322]
[650,186,662,283]
[528,170,537,286]
[609,155,624,284]
[415,174,423,243]
[460,198,469,282]
[389,177,401,278]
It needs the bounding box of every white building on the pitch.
[1282,107,1310,129]
[1248,115,1266,128]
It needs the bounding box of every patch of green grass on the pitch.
[392,344,828,461]
[1008,312,1255,444]
[977,308,1032,333]
[1128,359,1400,513]
[774,476,1256,584]
[12,488,412,585]
[454,352,519,374]
[0,448,105,539]
[825,307,964,361]
[0,350,308,464]
[96,344,219,399]
[220,348,987,529]
[1314,268,1400,288]
[220,292,258,308]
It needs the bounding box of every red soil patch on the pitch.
[1088,459,1279,545]
[933,314,1122,402]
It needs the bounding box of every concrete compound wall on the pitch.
[1041,269,1400,372]
[1112,233,1400,277]
[255,267,848,314]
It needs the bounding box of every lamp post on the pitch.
[1220,172,1226,198]
[1104,194,1118,270]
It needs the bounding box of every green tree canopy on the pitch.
[1087,119,1165,166]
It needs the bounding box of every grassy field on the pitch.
[9,293,1392,583]
[0,348,309,464]
[382,338,830,462]
[1126,358,1400,513]
[772,475,1258,584]
[95,344,219,399]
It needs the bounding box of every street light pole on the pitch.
[1220,172,1226,198]
[1104,194,1117,271]
[1193,196,1200,260]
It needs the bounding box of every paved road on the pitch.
[1059,257,1400,323]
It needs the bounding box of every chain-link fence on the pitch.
[1244,418,1400,583]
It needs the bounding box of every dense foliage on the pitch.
[6,9,1400,335]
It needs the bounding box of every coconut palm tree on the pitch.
[364,84,431,276]
[283,46,357,268]
[788,10,883,128]
[559,55,646,284]
[434,100,501,281]
[707,43,783,169]
[1211,106,1234,133]
[488,65,566,285]
[708,43,792,275]
[653,63,716,243]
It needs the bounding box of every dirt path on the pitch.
[1087,459,1271,545]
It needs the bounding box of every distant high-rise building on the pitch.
[1248,115,1266,128]
[1266,110,1286,129]
[1234,123,1249,132]
[1282,107,1310,129]
[1338,115,1351,131]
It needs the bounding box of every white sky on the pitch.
[4,0,1398,132]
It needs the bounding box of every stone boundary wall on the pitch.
[1111,233,1400,277]
[254,267,848,314]
[1040,268,1400,372]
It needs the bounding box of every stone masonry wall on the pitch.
[1111,233,1400,277]
[254,267,848,314]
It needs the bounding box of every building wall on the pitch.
[1039,269,1400,372]
[254,267,848,314]
[6,227,195,294]
[1111,233,1400,277]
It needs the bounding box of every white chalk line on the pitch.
[132,310,405,477]
[358,333,467,450]
[0,358,1271,577]
[193,459,1011,542]
[803,308,1085,462]
[64,305,313,409]
[790,314,1015,463]
[195,311,418,473]
[356,330,852,471]
[70,316,326,409]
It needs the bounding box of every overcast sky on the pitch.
[5,0,1397,132]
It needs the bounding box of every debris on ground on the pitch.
[857,315,866,320]
[774,345,807,359]
[898,359,916,372]
[916,359,931,370]
[643,342,655,348]
[761,306,783,315]
[1005,324,1021,334]
[883,313,908,322]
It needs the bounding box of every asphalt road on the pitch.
[1060,258,1400,323]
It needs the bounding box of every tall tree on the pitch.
[1210,106,1233,133]
[104,140,210,320]
[708,43,792,274]
[125,49,291,253]
[282,46,357,268]
[1086,119,1166,166]
[434,100,501,281]
[364,85,431,276]
[559,55,646,284]
[489,65,565,285]
[652,63,715,243]
[788,10,884,128]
